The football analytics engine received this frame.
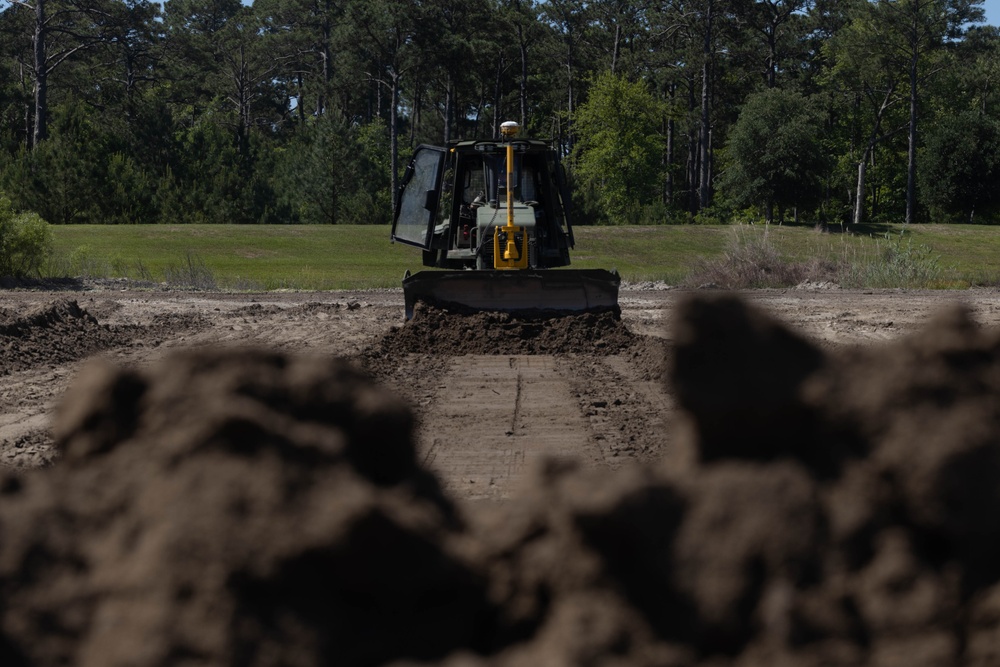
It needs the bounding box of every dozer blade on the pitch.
[402,269,620,320]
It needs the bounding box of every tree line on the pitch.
[0,0,996,227]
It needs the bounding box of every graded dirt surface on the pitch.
[1,283,993,483]
[5,283,1000,666]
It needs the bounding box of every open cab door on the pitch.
[391,145,446,249]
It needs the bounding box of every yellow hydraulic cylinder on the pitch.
[494,121,528,269]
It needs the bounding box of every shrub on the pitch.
[0,198,54,277]
[164,252,217,290]
[838,233,942,289]
[685,227,833,288]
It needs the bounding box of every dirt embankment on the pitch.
[2,293,1000,665]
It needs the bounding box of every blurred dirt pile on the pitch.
[2,294,1000,666]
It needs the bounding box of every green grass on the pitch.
[42,222,1000,290]
[49,225,410,290]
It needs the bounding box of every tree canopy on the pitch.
[0,0,995,225]
[720,88,827,223]
[572,72,664,223]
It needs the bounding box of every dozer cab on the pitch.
[391,121,619,319]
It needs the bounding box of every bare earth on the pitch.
[9,282,1000,666]
[3,282,999,503]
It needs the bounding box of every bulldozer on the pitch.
[390,121,620,319]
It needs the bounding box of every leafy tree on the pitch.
[735,0,814,89]
[539,0,593,152]
[347,117,394,224]
[719,87,828,223]
[88,0,162,118]
[255,0,345,121]
[862,0,984,223]
[645,0,749,214]
[920,110,1000,222]
[156,104,260,224]
[347,0,421,207]
[270,116,394,225]
[0,0,124,147]
[272,114,356,224]
[572,72,664,223]
[586,0,648,77]
[3,101,110,223]
[824,0,908,226]
[164,0,287,161]
[947,25,1000,117]
[0,196,52,275]
[0,0,994,229]
[407,0,497,143]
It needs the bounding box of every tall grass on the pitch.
[686,227,833,288]
[685,226,942,290]
[837,232,942,289]
[45,246,261,290]
[163,252,218,290]
[46,244,155,282]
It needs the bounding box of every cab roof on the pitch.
[446,138,555,153]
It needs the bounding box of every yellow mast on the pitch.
[494,121,528,269]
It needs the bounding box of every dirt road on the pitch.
[3,283,999,502]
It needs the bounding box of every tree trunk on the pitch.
[20,62,31,147]
[611,23,620,74]
[390,70,400,217]
[519,25,528,129]
[853,85,896,227]
[236,43,251,162]
[493,52,503,136]
[767,28,776,88]
[905,43,918,225]
[853,158,867,227]
[297,73,305,125]
[665,83,675,206]
[319,2,331,115]
[698,0,713,210]
[566,52,574,152]
[687,77,698,214]
[443,75,452,143]
[32,0,47,147]
[665,109,674,205]
[410,83,419,146]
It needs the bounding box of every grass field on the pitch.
[44,222,1000,290]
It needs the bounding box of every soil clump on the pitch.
[2,294,1000,665]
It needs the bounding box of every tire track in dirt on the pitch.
[415,355,600,502]
[564,353,672,469]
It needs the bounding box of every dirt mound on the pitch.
[4,294,1000,666]
[0,299,205,374]
[377,302,638,356]
[461,294,1000,666]
[0,349,489,666]
[0,300,123,373]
